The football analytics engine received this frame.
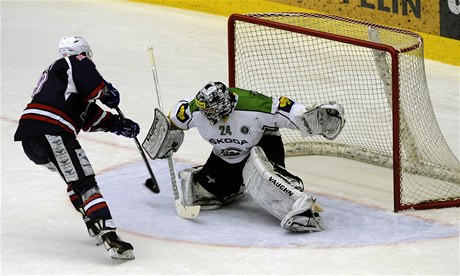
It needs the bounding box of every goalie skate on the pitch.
[101,230,135,260]
[281,197,324,232]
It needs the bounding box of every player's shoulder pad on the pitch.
[277,96,295,113]
[172,99,194,124]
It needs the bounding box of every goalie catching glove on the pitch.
[295,101,345,140]
[142,108,184,159]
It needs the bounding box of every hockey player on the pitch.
[14,36,137,259]
[146,81,345,232]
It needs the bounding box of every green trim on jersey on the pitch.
[229,88,273,113]
[188,87,273,114]
[189,98,199,113]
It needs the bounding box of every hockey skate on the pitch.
[101,229,135,260]
[281,197,324,232]
[83,216,102,245]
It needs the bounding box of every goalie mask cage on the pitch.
[228,13,460,212]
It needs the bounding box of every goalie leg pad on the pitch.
[178,166,244,210]
[281,196,324,232]
[243,146,324,232]
[272,163,304,192]
[295,101,345,140]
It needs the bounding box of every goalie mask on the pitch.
[195,81,235,125]
[58,36,93,60]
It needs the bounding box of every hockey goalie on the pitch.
[143,81,345,232]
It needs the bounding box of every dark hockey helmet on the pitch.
[195,81,235,125]
[58,36,92,60]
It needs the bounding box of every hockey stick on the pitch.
[115,106,160,193]
[147,46,200,219]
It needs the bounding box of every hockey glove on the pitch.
[100,81,120,108]
[110,115,140,138]
[295,101,345,140]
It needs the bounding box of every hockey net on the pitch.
[228,13,460,212]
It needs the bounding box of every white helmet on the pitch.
[58,36,92,59]
[195,81,235,125]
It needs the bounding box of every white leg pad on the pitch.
[243,146,324,232]
[178,166,225,210]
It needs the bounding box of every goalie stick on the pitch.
[115,107,160,193]
[146,46,200,219]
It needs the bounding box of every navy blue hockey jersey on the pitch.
[14,54,113,141]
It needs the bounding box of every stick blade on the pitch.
[175,200,200,219]
[145,178,160,193]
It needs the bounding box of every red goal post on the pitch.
[227,13,460,212]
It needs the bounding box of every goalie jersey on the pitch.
[169,88,306,164]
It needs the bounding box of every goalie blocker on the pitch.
[243,146,324,232]
[142,108,184,159]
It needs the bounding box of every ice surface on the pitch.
[1,1,459,275]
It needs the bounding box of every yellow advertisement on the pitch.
[271,0,459,40]
[133,0,460,65]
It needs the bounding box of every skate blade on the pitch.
[108,248,135,260]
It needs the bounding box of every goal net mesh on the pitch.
[229,13,460,211]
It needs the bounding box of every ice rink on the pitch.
[1,1,459,275]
